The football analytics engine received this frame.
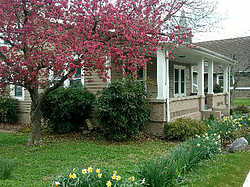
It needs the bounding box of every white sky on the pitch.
[193,0,250,42]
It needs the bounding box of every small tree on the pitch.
[0,0,216,145]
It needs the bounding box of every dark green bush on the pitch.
[95,77,150,141]
[164,118,207,141]
[233,104,249,114]
[0,97,18,124]
[0,157,14,180]
[214,84,223,93]
[41,87,95,133]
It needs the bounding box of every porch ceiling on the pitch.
[173,46,237,65]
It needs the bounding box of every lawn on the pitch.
[232,98,250,106]
[0,132,249,187]
[185,152,250,187]
[0,132,175,187]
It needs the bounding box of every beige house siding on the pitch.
[84,71,107,95]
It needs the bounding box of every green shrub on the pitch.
[233,104,249,114]
[41,87,95,134]
[164,118,207,141]
[95,77,150,141]
[204,114,250,145]
[0,97,18,124]
[53,167,144,187]
[136,133,221,186]
[0,158,14,180]
[135,156,169,187]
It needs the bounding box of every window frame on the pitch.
[174,65,186,97]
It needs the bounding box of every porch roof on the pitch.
[169,45,237,65]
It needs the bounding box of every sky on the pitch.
[193,0,250,42]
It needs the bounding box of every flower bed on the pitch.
[54,167,144,187]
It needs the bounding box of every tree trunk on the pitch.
[27,88,42,146]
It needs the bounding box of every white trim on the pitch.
[232,87,250,90]
[174,65,186,97]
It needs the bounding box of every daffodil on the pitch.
[69,173,77,179]
[111,175,116,180]
[197,143,200,148]
[113,170,117,175]
[88,167,93,173]
[82,169,87,174]
[96,168,100,173]
[55,182,60,187]
[106,180,112,187]
[98,173,102,178]
[116,175,121,181]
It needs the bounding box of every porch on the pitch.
[146,45,235,136]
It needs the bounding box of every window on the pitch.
[9,85,24,100]
[217,74,234,87]
[15,85,23,97]
[217,75,223,86]
[70,68,83,87]
[174,66,185,97]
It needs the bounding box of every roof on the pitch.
[196,36,250,72]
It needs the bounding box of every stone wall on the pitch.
[145,98,167,137]
[169,96,202,121]
[206,93,230,116]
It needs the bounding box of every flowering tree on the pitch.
[0,0,195,145]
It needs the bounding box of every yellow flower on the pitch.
[98,173,102,178]
[69,173,77,179]
[96,168,100,173]
[106,181,112,187]
[55,182,60,187]
[82,169,87,174]
[72,168,76,172]
[111,175,116,180]
[116,175,121,181]
[129,176,135,181]
[113,170,117,175]
[88,167,93,173]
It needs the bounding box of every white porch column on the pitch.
[208,60,214,94]
[198,58,205,96]
[157,47,167,100]
[223,65,229,94]
[156,47,170,122]
[190,66,194,93]
[228,65,231,109]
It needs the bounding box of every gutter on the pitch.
[193,46,237,65]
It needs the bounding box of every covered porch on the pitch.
[146,45,235,136]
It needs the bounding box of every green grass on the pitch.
[232,98,250,106]
[0,132,175,187]
[184,152,250,187]
[1,132,249,187]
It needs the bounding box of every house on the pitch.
[4,43,236,137]
[196,36,250,98]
